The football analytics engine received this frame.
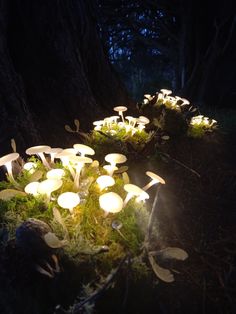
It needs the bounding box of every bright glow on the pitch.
[105,153,127,167]
[96,175,115,191]
[24,181,40,196]
[142,171,165,191]
[57,192,80,214]
[73,144,95,157]
[103,165,118,176]
[38,179,62,201]
[99,192,123,214]
[23,162,36,172]
[46,169,65,180]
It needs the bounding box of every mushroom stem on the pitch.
[73,164,83,190]
[123,193,132,207]
[142,180,156,191]
[5,162,18,185]
[120,111,125,123]
[38,153,50,169]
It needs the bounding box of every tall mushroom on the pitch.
[113,106,127,123]
[26,146,51,169]
[45,148,63,164]
[105,153,127,167]
[54,150,76,178]
[69,156,93,189]
[142,171,165,191]
[0,153,20,185]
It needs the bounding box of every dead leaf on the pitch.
[0,189,26,200]
[29,170,43,182]
[148,254,174,283]
[44,232,66,248]
[65,125,74,133]
[74,119,80,132]
[122,172,129,184]
[158,247,188,261]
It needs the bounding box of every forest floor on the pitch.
[0,110,235,314]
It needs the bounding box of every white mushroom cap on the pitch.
[93,120,104,126]
[26,145,51,155]
[69,156,93,166]
[45,147,63,155]
[180,98,190,105]
[38,179,62,197]
[124,184,144,196]
[113,106,127,113]
[24,181,40,196]
[123,184,147,207]
[46,169,65,180]
[160,89,172,96]
[23,162,36,172]
[99,192,123,214]
[146,171,165,184]
[142,171,165,191]
[138,116,150,125]
[57,192,80,213]
[105,153,127,167]
[96,175,115,190]
[0,153,19,166]
[144,94,153,100]
[73,144,95,156]
[110,115,120,123]
[63,148,77,155]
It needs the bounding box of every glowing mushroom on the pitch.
[26,145,51,169]
[45,148,63,164]
[142,171,165,191]
[160,89,172,97]
[46,169,65,180]
[73,144,95,157]
[96,175,115,191]
[38,179,62,202]
[23,162,36,174]
[24,181,40,196]
[69,156,92,189]
[105,153,127,167]
[55,150,76,178]
[113,106,127,123]
[103,165,118,176]
[93,120,104,131]
[123,184,148,207]
[99,192,123,214]
[0,153,19,184]
[57,192,80,214]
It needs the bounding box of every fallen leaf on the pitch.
[29,170,43,182]
[158,247,188,261]
[0,189,26,200]
[148,254,174,283]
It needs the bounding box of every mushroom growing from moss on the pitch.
[105,153,127,167]
[142,171,165,191]
[38,179,62,202]
[99,192,123,215]
[113,106,127,123]
[57,192,80,214]
[46,169,65,180]
[0,152,19,185]
[26,145,51,169]
[73,144,95,157]
[24,181,40,196]
[70,156,93,189]
[96,175,115,191]
[123,184,148,207]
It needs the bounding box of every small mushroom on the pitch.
[103,165,118,176]
[96,175,115,191]
[24,181,40,196]
[112,220,127,240]
[142,171,165,191]
[23,162,36,174]
[160,89,172,97]
[99,192,123,214]
[113,106,127,123]
[46,169,65,180]
[57,192,80,214]
[123,184,149,207]
[73,144,95,157]
[93,120,104,131]
[26,145,51,169]
[38,179,63,202]
[105,153,127,167]
[55,150,76,178]
[0,152,19,184]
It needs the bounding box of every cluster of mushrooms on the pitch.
[0,144,165,216]
[93,106,150,135]
[190,115,217,128]
[143,89,191,111]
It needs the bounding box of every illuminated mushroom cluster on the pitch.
[0,144,165,218]
[93,106,150,137]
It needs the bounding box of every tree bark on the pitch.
[0,0,131,153]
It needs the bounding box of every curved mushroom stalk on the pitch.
[142,171,165,191]
[0,153,20,186]
[70,156,92,190]
[26,146,51,169]
[113,106,127,123]
[123,184,148,207]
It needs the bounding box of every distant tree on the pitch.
[0,0,130,153]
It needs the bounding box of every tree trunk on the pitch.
[177,0,236,108]
[0,0,131,153]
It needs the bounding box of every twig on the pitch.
[71,255,128,313]
[159,152,201,178]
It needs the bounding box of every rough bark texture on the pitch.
[0,0,131,153]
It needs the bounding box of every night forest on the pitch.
[0,1,235,314]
